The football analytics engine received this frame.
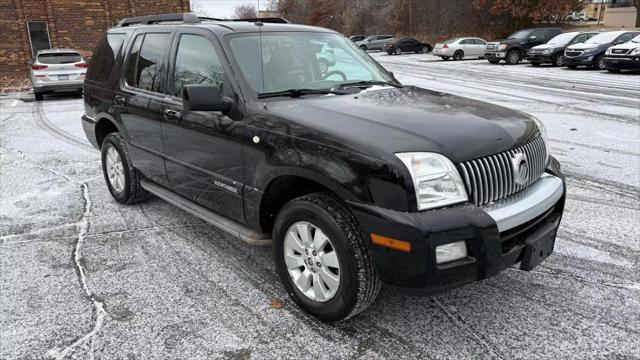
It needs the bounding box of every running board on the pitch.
[141,180,272,246]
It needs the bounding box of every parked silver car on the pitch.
[433,37,487,60]
[356,35,395,51]
[30,48,87,101]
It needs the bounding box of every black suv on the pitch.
[564,31,639,70]
[82,13,566,322]
[485,28,562,65]
[527,31,598,67]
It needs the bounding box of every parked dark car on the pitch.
[485,28,563,64]
[527,31,598,67]
[604,34,640,72]
[349,35,366,42]
[564,31,639,70]
[385,37,432,55]
[83,13,566,322]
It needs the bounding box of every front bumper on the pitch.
[563,55,596,67]
[527,53,554,63]
[349,157,565,294]
[604,56,640,70]
[485,51,506,60]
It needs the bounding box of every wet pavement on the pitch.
[1,55,639,359]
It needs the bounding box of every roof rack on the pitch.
[116,12,289,27]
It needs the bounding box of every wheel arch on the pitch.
[94,113,121,148]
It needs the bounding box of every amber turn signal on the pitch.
[371,233,411,252]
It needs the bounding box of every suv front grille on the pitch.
[611,48,629,55]
[565,50,583,57]
[458,137,547,206]
[486,42,500,51]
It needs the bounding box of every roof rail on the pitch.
[116,12,289,27]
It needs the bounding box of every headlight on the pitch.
[606,48,613,55]
[531,116,549,162]
[395,152,468,210]
[583,48,597,53]
[543,48,554,54]
[630,48,640,55]
[499,44,508,50]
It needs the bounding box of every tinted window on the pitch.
[617,32,637,43]
[530,29,546,40]
[172,34,224,97]
[124,34,143,87]
[27,21,51,56]
[87,33,125,82]
[38,53,81,64]
[136,33,171,93]
[569,33,594,45]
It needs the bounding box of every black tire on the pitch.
[552,53,564,67]
[594,54,606,70]
[394,48,402,55]
[359,45,367,51]
[567,65,578,69]
[530,62,541,67]
[608,69,621,73]
[505,49,521,65]
[34,92,43,101]
[101,133,149,204]
[442,56,450,61]
[488,59,500,64]
[453,50,464,61]
[273,193,381,322]
[387,50,394,55]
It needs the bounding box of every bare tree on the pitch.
[233,4,258,19]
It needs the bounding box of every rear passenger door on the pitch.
[116,29,174,187]
[161,28,246,223]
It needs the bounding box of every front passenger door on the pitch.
[162,30,246,223]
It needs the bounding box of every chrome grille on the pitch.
[565,50,583,57]
[486,42,500,51]
[612,48,629,55]
[459,137,547,206]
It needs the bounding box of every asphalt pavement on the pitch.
[1,54,639,359]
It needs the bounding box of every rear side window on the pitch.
[38,53,81,64]
[87,33,125,83]
[124,33,171,93]
[172,34,224,98]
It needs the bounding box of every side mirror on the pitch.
[183,84,233,113]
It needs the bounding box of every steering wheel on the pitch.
[323,70,347,81]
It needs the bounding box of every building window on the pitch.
[27,21,51,57]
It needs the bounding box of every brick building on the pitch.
[0,0,190,91]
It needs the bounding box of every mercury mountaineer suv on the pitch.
[82,13,566,322]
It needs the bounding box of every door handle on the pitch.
[114,95,126,106]
[163,108,182,120]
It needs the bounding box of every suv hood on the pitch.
[610,41,639,50]
[260,86,539,163]
[532,44,561,50]
[567,43,604,50]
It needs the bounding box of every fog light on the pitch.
[435,241,468,264]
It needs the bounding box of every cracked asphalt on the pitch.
[1,54,639,359]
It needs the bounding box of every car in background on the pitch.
[356,35,394,51]
[30,48,88,101]
[485,28,562,65]
[384,37,432,55]
[603,34,640,73]
[528,31,598,67]
[564,31,639,70]
[349,35,366,42]
[567,12,590,22]
[433,37,487,60]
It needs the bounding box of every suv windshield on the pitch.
[38,53,81,64]
[507,30,531,40]
[227,32,396,95]
[585,32,622,44]
[546,33,576,45]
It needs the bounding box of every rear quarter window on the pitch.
[38,53,81,64]
[87,33,126,83]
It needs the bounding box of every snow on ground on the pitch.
[1,55,639,359]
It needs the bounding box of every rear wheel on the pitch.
[552,53,564,67]
[101,133,149,204]
[273,193,380,322]
[359,45,367,51]
[505,50,521,65]
[453,50,464,60]
[34,92,43,101]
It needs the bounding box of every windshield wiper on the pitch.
[334,80,403,90]
[257,88,351,99]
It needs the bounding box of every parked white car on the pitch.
[433,37,487,60]
[30,48,87,101]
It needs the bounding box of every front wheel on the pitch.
[594,54,606,70]
[273,193,381,322]
[505,50,521,65]
[394,48,402,55]
[101,133,149,204]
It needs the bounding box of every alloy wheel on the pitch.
[283,221,340,302]
[508,51,520,64]
[105,146,125,194]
